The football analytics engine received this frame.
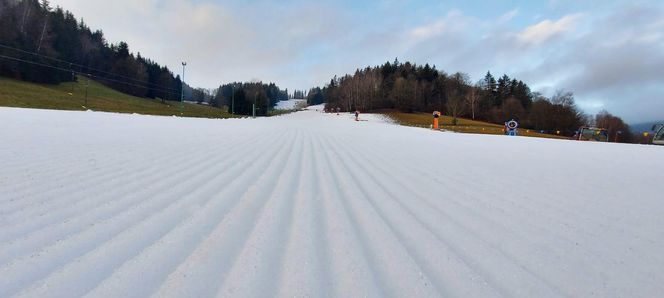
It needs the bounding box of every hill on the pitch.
[0,76,233,118]
[274,99,307,110]
[1,0,184,100]
[631,121,664,133]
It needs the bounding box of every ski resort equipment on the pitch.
[652,124,664,145]
[574,127,609,142]
[506,120,518,136]
[433,111,441,130]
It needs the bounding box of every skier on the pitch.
[355,110,359,121]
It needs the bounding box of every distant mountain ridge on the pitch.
[630,121,664,133]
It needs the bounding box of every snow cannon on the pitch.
[433,111,441,130]
[574,127,608,142]
[506,120,518,136]
[652,124,664,145]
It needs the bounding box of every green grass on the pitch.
[0,76,234,119]
[383,111,570,140]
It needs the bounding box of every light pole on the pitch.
[266,93,270,115]
[253,91,257,118]
[180,62,186,116]
[70,63,74,93]
[84,74,90,107]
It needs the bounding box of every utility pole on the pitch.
[180,62,186,116]
[84,74,90,107]
[253,91,257,118]
[70,63,75,93]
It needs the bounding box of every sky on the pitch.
[48,0,664,123]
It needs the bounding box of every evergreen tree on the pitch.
[496,74,511,106]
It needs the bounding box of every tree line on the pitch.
[211,82,288,116]
[291,90,306,99]
[312,59,634,142]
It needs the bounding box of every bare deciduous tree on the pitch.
[446,93,465,125]
[465,84,479,120]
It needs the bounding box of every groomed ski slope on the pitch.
[1,106,663,298]
[274,99,307,110]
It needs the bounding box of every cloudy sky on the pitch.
[49,0,663,122]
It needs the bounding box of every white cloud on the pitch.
[517,13,583,46]
[411,20,447,39]
[498,8,519,23]
[408,10,468,42]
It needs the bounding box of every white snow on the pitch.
[274,99,306,110]
[1,106,663,297]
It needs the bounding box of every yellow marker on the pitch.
[644,132,649,137]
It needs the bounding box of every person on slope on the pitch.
[355,110,360,121]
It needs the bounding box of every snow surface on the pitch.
[274,99,306,110]
[1,106,664,298]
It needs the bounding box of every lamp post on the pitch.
[253,91,257,118]
[180,62,186,116]
[70,63,74,93]
[84,74,90,107]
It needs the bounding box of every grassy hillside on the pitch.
[0,76,233,118]
[383,111,570,140]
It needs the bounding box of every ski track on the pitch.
[2,131,287,297]
[0,130,283,277]
[1,106,664,297]
[0,130,270,246]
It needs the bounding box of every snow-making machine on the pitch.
[652,124,664,145]
[574,127,609,142]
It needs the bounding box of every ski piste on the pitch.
[1,105,663,297]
